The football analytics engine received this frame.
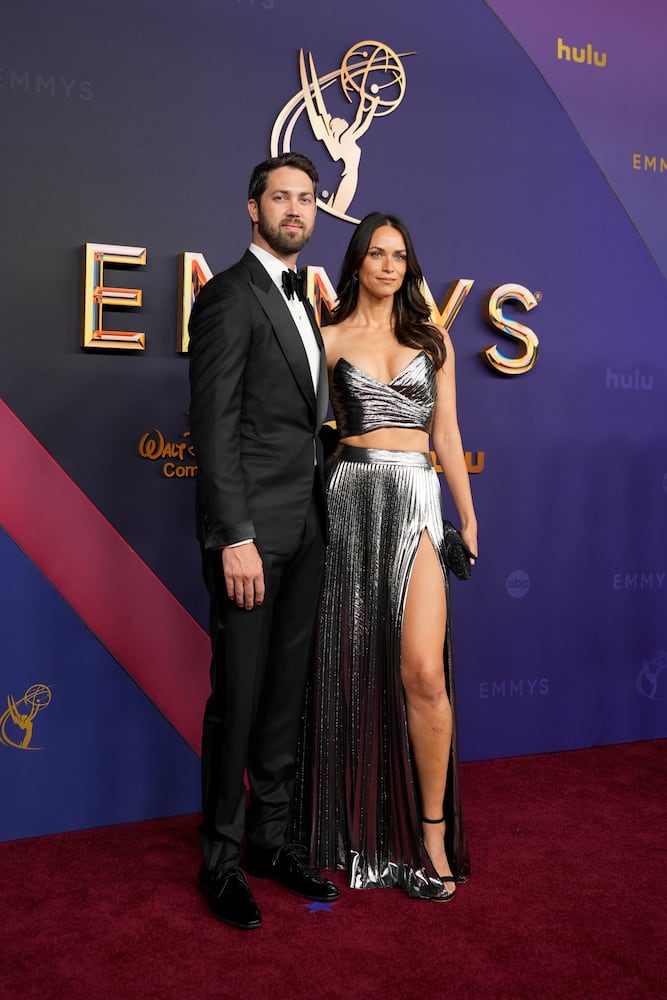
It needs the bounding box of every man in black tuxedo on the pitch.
[188,153,337,929]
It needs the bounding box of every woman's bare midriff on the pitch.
[340,428,430,452]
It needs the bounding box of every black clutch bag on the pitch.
[442,520,475,581]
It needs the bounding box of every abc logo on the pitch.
[506,570,530,598]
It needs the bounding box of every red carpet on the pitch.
[1,740,664,1000]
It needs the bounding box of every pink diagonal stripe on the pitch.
[0,398,209,754]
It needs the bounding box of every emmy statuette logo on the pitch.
[271,41,414,224]
[636,651,667,701]
[0,684,52,750]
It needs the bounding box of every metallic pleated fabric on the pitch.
[293,444,470,899]
[330,351,435,438]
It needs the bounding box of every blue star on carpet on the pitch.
[301,900,337,913]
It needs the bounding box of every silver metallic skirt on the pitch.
[293,446,469,899]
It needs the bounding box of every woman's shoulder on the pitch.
[321,324,344,369]
[321,321,355,352]
[322,321,364,372]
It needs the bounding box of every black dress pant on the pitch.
[199,489,325,871]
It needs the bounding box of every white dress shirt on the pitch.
[248,243,321,395]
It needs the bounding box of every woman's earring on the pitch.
[352,273,359,283]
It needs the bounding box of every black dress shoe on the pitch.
[245,844,339,902]
[198,865,262,929]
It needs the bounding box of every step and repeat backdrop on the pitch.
[1,0,665,840]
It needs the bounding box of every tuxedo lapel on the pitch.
[303,299,330,426]
[249,282,317,416]
[243,251,322,420]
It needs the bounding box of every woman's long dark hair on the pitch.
[332,212,446,370]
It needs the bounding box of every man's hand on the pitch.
[222,543,265,610]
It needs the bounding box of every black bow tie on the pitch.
[282,269,305,301]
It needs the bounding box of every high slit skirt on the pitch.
[293,445,470,898]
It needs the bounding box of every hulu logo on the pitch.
[557,37,607,67]
[606,367,654,391]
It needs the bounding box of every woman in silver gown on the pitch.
[294,213,478,900]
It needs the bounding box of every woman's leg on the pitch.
[401,531,453,882]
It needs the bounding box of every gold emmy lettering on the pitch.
[305,271,478,335]
[632,154,667,172]
[482,284,539,375]
[272,41,414,224]
[303,266,338,326]
[0,684,52,750]
[81,243,146,350]
[80,244,538,375]
[557,37,606,67]
[422,278,475,332]
[178,252,213,353]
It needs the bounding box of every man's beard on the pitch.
[257,210,312,256]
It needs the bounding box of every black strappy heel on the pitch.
[422,816,457,900]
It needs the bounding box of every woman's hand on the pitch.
[460,525,478,564]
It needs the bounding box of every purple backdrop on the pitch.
[1,0,665,840]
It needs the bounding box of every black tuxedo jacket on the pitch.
[188,249,329,556]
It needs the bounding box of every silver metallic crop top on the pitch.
[330,350,436,438]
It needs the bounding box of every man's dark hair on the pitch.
[248,153,319,202]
